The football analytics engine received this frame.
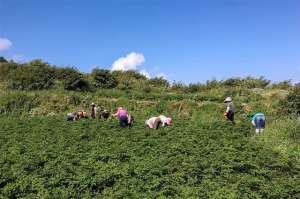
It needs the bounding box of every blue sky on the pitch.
[0,0,299,83]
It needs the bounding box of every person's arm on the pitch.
[112,110,119,117]
[251,118,256,126]
[161,120,165,127]
[226,106,230,113]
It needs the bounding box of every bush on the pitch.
[117,80,133,91]
[0,93,40,114]
[7,60,55,90]
[91,68,117,89]
[223,76,270,88]
[0,56,8,63]
[55,67,89,91]
[171,82,185,92]
[283,84,300,116]
[111,70,146,81]
[0,62,19,82]
[148,77,169,88]
[142,85,152,93]
[270,80,293,90]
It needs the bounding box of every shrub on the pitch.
[0,93,40,113]
[0,56,8,63]
[111,70,146,81]
[91,68,117,89]
[0,62,19,82]
[55,67,89,91]
[223,76,270,88]
[7,60,55,90]
[148,77,169,88]
[270,80,293,90]
[171,81,185,92]
[142,85,152,93]
[283,84,300,116]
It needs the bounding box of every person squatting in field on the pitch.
[91,102,110,120]
[224,97,235,123]
[113,107,134,127]
[66,112,78,121]
[97,107,110,120]
[66,111,88,121]
[250,112,266,134]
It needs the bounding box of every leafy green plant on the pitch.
[0,116,298,198]
[91,68,117,89]
[282,84,300,116]
[55,67,90,91]
[7,60,55,90]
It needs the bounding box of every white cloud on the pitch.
[0,38,12,51]
[140,69,151,79]
[111,52,145,71]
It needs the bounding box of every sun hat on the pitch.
[224,97,232,102]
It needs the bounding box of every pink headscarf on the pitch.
[165,117,172,125]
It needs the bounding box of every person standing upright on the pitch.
[224,97,235,123]
[91,102,96,119]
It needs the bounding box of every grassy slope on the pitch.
[0,115,299,198]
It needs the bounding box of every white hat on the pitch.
[224,97,232,102]
[91,102,95,106]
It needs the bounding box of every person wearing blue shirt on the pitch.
[251,113,266,134]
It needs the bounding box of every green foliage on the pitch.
[0,116,298,198]
[0,93,40,114]
[0,56,8,63]
[283,84,300,116]
[171,81,185,92]
[7,60,55,90]
[117,80,133,91]
[56,67,90,91]
[91,68,117,89]
[111,70,146,81]
[223,76,270,88]
[142,85,152,93]
[270,80,293,90]
[148,77,169,88]
[0,62,19,82]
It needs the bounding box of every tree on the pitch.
[0,62,19,81]
[8,61,55,90]
[54,67,89,91]
[91,68,117,89]
[0,56,8,63]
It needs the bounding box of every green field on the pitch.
[0,59,299,198]
[0,115,299,198]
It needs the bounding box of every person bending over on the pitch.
[251,112,266,134]
[113,107,130,127]
[145,117,162,129]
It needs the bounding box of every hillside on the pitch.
[0,58,299,198]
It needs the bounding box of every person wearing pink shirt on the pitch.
[113,107,130,127]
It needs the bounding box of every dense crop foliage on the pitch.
[0,116,299,198]
[0,58,299,198]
